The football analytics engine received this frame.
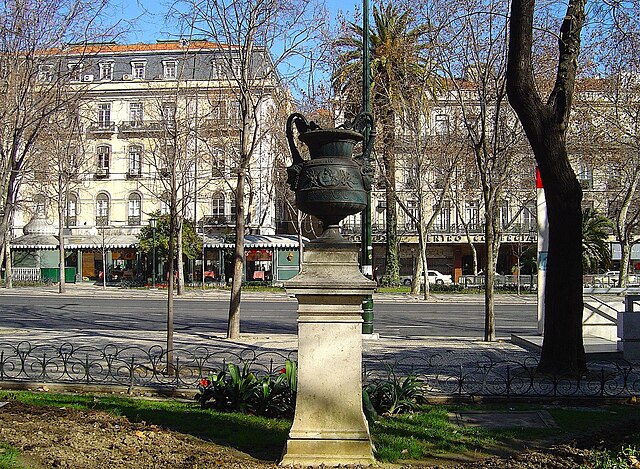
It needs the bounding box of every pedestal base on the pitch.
[281,438,375,467]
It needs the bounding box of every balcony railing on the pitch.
[95,168,110,179]
[119,120,165,133]
[87,122,116,134]
[201,215,236,227]
[128,215,141,226]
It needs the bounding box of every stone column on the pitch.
[280,242,376,467]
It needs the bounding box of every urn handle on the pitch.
[286,113,321,191]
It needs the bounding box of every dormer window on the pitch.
[99,62,113,80]
[38,64,54,82]
[68,62,82,81]
[163,60,177,79]
[131,61,146,80]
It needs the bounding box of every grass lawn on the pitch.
[1,391,639,465]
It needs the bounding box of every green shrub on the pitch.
[196,359,297,418]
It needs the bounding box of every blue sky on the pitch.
[120,0,362,44]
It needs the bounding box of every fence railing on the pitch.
[9,268,40,282]
[1,341,638,398]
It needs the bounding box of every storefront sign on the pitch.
[424,233,535,243]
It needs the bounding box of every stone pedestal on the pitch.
[280,243,376,467]
[618,295,640,360]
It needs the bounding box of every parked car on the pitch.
[402,270,453,286]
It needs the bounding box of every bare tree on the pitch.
[0,0,122,283]
[579,5,640,287]
[507,0,587,374]
[173,0,326,339]
[33,102,87,293]
[430,0,527,341]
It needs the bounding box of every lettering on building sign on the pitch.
[425,234,535,243]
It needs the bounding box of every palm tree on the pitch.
[582,208,613,273]
[332,3,430,285]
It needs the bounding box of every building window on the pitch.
[434,114,449,136]
[163,60,177,79]
[99,62,113,80]
[160,192,170,215]
[229,194,237,222]
[161,103,176,124]
[211,147,225,177]
[500,200,510,228]
[68,62,82,81]
[131,61,146,80]
[406,200,419,230]
[65,193,78,227]
[38,64,54,82]
[212,194,225,217]
[129,102,144,126]
[97,145,110,169]
[229,101,241,122]
[96,193,110,226]
[128,193,141,225]
[97,103,111,128]
[404,162,419,189]
[523,203,536,231]
[128,145,142,176]
[465,200,480,231]
[579,160,593,190]
[434,200,451,232]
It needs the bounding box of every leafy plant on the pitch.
[196,359,297,418]
[585,445,640,469]
[365,371,425,416]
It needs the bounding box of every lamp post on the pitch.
[361,0,375,334]
[150,217,157,290]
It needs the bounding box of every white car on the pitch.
[402,270,453,286]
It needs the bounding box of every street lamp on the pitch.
[150,217,157,290]
[361,0,375,334]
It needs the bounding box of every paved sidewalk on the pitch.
[0,282,540,304]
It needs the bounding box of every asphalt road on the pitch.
[0,294,538,339]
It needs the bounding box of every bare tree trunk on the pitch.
[58,180,66,294]
[4,242,11,289]
[176,217,185,295]
[616,169,639,287]
[166,215,175,374]
[228,168,246,339]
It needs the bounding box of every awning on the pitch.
[203,234,306,249]
[10,234,59,249]
[65,235,138,249]
[12,232,304,250]
[11,234,138,250]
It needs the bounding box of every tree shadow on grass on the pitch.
[91,401,290,462]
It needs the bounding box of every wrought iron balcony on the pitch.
[201,215,236,227]
[94,167,110,179]
[119,120,165,134]
[87,121,116,134]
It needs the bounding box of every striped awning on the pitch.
[203,234,306,249]
[12,234,138,250]
[12,233,304,250]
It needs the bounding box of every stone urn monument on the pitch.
[280,113,377,467]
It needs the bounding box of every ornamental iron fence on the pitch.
[0,341,639,398]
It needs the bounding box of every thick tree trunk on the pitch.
[507,0,586,374]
